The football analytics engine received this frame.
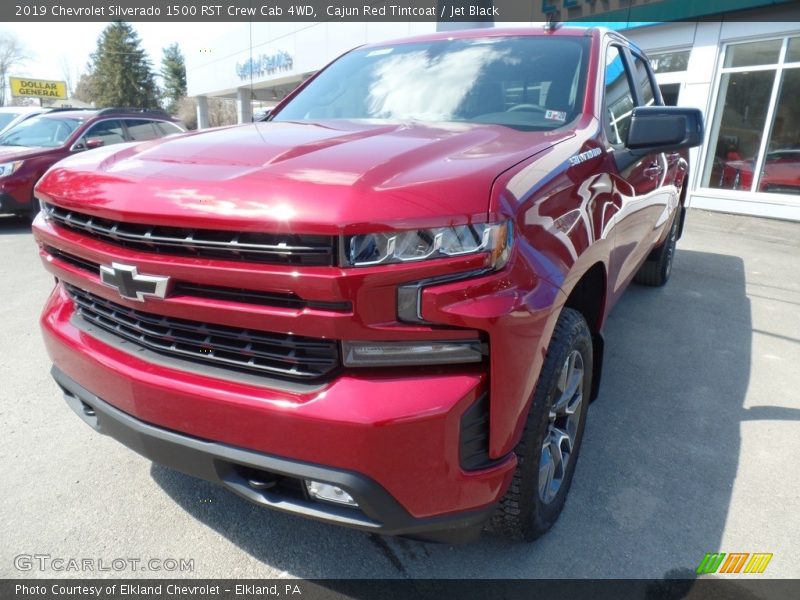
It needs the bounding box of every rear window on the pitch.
[155,121,184,136]
[274,36,590,131]
[124,119,161,141]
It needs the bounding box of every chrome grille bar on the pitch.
[43,203,336,266]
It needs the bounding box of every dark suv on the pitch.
[0,108,184,218]
[34,28,703,543]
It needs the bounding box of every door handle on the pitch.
[644,163,664,178]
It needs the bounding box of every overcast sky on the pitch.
[3,22,241,89]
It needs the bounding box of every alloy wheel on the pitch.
[538,349,585,504]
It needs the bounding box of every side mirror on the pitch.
[85,137,105,149]
[627,106,704,155]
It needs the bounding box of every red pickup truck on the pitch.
[33,27,702,544]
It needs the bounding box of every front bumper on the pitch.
[52,367,494,544]
[41,282,516,536]
[0,191,28,214]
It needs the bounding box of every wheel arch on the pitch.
[561,261,607,402]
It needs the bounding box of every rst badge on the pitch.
[568,147,602,167]
[99,263,169,302]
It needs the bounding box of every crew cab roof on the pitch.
[361,26,601,50]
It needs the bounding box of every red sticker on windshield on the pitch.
[545,110,567,122]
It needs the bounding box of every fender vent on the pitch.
[460,393,492,471]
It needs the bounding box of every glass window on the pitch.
[724,39,782,68]
[81,120,126,147]
[124,119,160,141]
[704,36,800,197]
[649,49,690,73]
[0,112,22,130]
[603,46,635,146]
[703,71,775,190]
[758,68,800,195]
[787,37,800,63]
[273,36,589,131]
[633,54,657,106]
[156,121,184,135]
[0,116,81,148]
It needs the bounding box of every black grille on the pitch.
[65,284,340,381]
[46,246,351,312]
[172,282,351,312]
[46,246,99,273]
[43,203,336,266]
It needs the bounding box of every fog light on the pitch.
[305,480,358,507]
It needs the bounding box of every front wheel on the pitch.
[489,307,593,541]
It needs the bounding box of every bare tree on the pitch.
[73,72,96,105]
[177,96,237,130]
[0,31,29,106]
[59,56,81,98]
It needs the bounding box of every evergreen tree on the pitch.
[88,21,159,108]
[160,43,187,114]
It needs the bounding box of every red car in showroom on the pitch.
[720,148,800,193]
[0,108,184,218]
[32,28,702,543]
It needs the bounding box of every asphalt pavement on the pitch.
[1,208,798,580]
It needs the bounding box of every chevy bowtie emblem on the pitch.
[99,263,169,302]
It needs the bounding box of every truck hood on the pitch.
[36,120,573,234]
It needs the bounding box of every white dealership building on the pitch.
[186,2,800,220]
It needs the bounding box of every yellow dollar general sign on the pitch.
[696,552,773,574]
[9,77,67,99]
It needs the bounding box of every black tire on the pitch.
[634,210,680,287]
[489,307,593,541]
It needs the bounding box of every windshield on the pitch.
[274,36,589,130]
[0,113,21,130]
[0,116,82,147]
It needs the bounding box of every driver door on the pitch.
[74,119,126,151]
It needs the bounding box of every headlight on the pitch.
[344,221,512,268]
[0,160,23,177]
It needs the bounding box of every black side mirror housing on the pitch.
[627,106,704,155]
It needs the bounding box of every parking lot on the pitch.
[0,208,798,580]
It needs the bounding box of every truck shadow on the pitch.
[151,248,759,583]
